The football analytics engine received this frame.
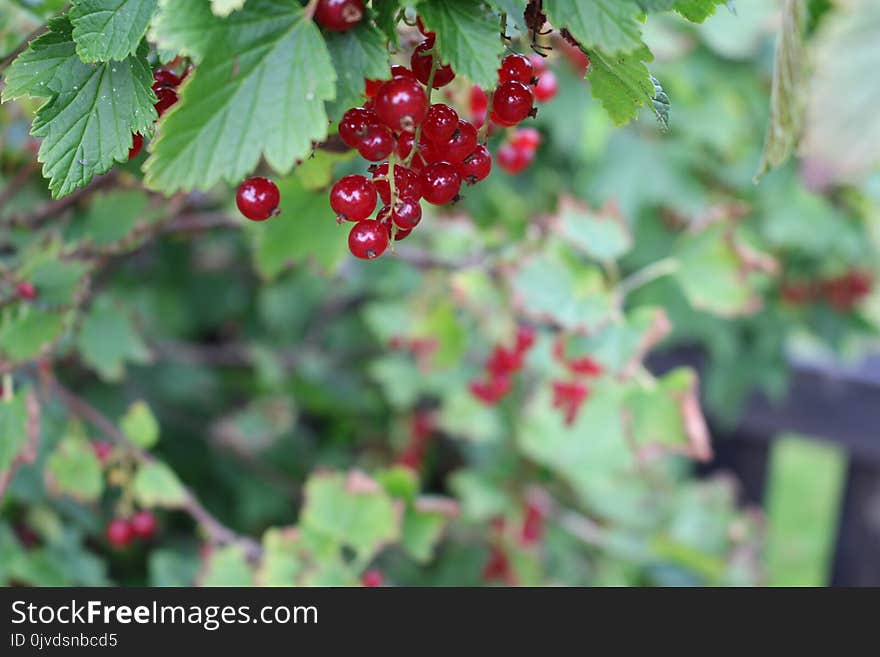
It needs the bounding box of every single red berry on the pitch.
[371,163,423,204]
[129,510,157,540]
[534,70,558,103]
[416,16,434,38]
[470,374,512,405]
[154,86,178,117]
[379,210,412,242]
[515,325,536,353]
[496,143,533,174]
[152,67,181,90]
[330,175,377,222]
[106,518,133,549]
[437,120,478,164]
[357,123,394,161]
[92,441,113,464]
[390,65,417,80]
[551,380,589,425]
[487,346,523,377]
[15,281,37,300]
[422,104,460,145]
[420,162,461,205]
[339,106,380,149]
[528,54,548,75]
[483,545,514,584]
[457,145,492,185]
[520,502,545,546]
[374,77,429,133]
[364,78,383,98]
[362,569,384,587]
[128,133,143,160]
[489,110,517,128]
[411,38,455,89]
[469,85,489,117]
[492,81,535,125]
[349,220,389,260]
[391,196,422,229]
[510,127,542,153]
[314,0,364,32]
[498,53,534,84]
[236,177,280,221]
[568,355,603,377]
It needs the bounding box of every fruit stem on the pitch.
[303,0,319,19]
[403,54,439,169]
[618,257,680,298]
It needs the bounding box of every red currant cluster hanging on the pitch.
[469,325,536,404]
[550,338,604,425]
[105,511,158,549]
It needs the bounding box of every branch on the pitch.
[2,172,118,229]
[46,375,263,560]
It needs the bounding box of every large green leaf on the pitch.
[325,21,389,122]
[70,0,158,62]
[0,309,66,363]
[144,0,336,193]
[77,297,152,381]
[45,436,104,502]
[543,0,644,54]
[132,460,187,508]
[587,46,658,127]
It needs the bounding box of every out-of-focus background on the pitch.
[1,0,878,587]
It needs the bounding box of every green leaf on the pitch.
[3,19,157,197]
[544,0,644,54]
[144,0,336,193]
[673,0,728,22]
[120,400,159,449]
[325,21,389,122]
[27,260,90,307]
[149,0,224,63]
[300,470,399,562]
[417,0,505,89]
[210,0,245,17]
[132,460,187,508]
[372,0,402,44]
[0,309,66,363]
[45,436,104,502]
[200,545,254,586]
[70,0,158,62]
[248,177,348,277]
[67,189,156,245]
[556,197,633,261]
[402,505,447,563]
[257,527,303,586]
[586,46,658,127]
[77,297,151,381]
[149,549,200,586]
[0,394,28,475]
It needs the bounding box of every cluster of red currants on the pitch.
[469,325,536,405]
[128,63,189,160]
[781,270,873,311]
[551,338,603,425]
[497,127,542,174]
[105,511,158,549]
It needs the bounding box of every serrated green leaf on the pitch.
[418,0,505,89]
[26,260,90,307]
[120,400,159,449]
[149,0,224,63]
[0,309,66,363]
[325,21,389,122]
[544,0,644,55]
[45,436,104,502]
[673,0,728,22]
[77,297,151,382]
[70,0,158,62]
[587,46,657,127]
[556,198,633,261]
[2,18,80,102]
[200,545,254,586]
[132,460,187,508]
[144,0,336,193]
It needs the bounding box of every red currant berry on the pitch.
[236,177,280,221]
[15,281,37,300]
[361,569,384,587]
[492,81,535,125]
[330,174,377,222]
[534,70,558,103]
[379,208,413,242]
[392,196,422,229]
[411,38,455,89]
[339,107,379,149]
[437,119,478,163]
[498,53,534,84]
[469,85,489,117]
[457,145,492,184]
[510,127,541,153]
[349,220,389,259]
[496,143,532,174]
[152,67,181,90]
[106,518,133,548]
[129,510,157,540]
[489,110,517,128]
[390,65,417,80]
[92,441,113,464]
[515,325,537,353]
[314,0,364,32]
[154,86,178,117]
[520,502,545,546]
[371,163,423,204]
[357,123,394,161]
[422,104,459,145]
[487,346,523,377]
[374,77,429,132]
[394,132,427,170]
[420,161,461,205]
[128,133,143,160]
[364,78,383,98]
[528,54,548,75]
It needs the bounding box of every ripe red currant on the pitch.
[128,133,143,160]
[420,162,461,205]
[92,441,113,464]
[391,196,422,229]
[330,174,377,222]
[498,53,534,84]
[510,127,541,153]
[437,119,478,163]
[496,143,532,174]
[130,510,157,540]
[390,65,416,80]
[411,38,455,89]
[349,220,389,259]
[374,77,428,133]
[422,104,459,145]
[154,86,178,117]
[379,208,412,242]
[236,177,280,221]
[339,106,379,149]
[106,518,133,548]
[528,54,548,75]
[357,124,394,161]
[492,81,535,125]
[469,85,489,117]
[152,67,181,90]
[534,70,558,103]
[15,281,36,300]
[314,0,364,32]
[457,145,492,184]
[371,163,423,204]
[362,570,384,587]
[515,325,537,353]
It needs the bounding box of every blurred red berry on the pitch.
[361,569,384,587]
